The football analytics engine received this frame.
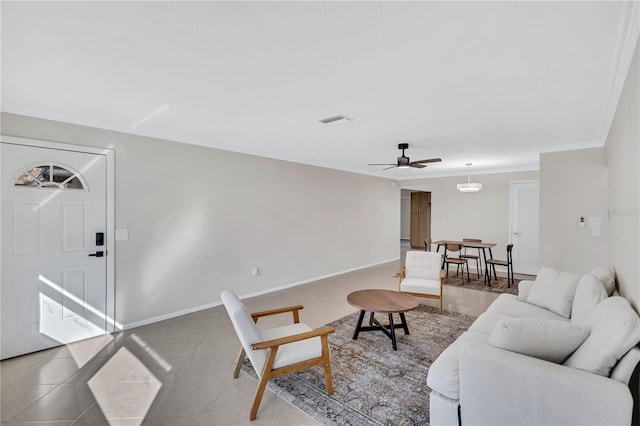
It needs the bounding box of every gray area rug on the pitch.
[242,305,475,425]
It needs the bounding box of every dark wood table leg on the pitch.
[399,312,410,335]
[388,313,397,350]
[352,309,366,340]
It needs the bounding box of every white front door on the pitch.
[1,141,111,359]
[510,180,540,275]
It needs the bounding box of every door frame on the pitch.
[1,135,117,333]
[508,179,540,275]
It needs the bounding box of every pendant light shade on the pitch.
[457,163,482,193]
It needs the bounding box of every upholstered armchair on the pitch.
[398,250,445,313]
[220,290,335,420]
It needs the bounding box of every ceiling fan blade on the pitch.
[412,158,442,164]
[410,163,426,169]
[368,163,396,166]
[382,165,398,170]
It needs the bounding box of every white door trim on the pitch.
[1,135,117,333]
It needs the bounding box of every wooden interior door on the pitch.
[410,192,431,249]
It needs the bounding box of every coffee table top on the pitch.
[347,289,418,313]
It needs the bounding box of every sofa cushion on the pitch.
[487,294,569,322]
[426,331,489,400]
[468,312,514,335]
[526,267,579,318]
[516,280,534,302]
[488,318,589,363]
[564,296,640,376]
[589,266,615,296]
[571,274,608,323]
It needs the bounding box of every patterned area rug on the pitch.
[242,305,475,425]
[443,270,523,295]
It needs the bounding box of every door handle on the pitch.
[89,251,104,257]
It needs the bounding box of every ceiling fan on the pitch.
[368,143,442,170]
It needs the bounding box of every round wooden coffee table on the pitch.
[346,289,419,350]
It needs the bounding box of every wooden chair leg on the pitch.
[233,348,245,379]
[322,361,334,395]
[321,335,334,395]
[249,373,270,421]
[439,296,443,314]
[250,348,278,421]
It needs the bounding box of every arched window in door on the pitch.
[14,163,87,190]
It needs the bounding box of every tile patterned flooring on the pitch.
[1,256,500,425]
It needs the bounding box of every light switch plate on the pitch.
[115,229,129,241]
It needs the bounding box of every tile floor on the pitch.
[1,256,503,425]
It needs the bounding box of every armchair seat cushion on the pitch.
[261,323,323,369]
[400,277,441,296]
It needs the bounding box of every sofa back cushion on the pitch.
[589,266,615,296]
[489,318,589,363]
[526,267,579,318]
[571,274,608,323]
[564,296,640,377]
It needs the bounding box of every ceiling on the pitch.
[2,1,638,180]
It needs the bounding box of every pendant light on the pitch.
[457,163,482,193]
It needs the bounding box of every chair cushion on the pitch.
[488,318,589,363]
[405,250,442,281]
[564,296,640,376]
[261,323,323,369]
[221,290,268,374]
[526,267,579,318]
[400,277,441,296]
[571,274,608,323]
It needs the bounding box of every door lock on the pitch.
[89,251,104,257]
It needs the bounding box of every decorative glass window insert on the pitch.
[14,164,86,190]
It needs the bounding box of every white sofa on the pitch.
[427,267,640,426]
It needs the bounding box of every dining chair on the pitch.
[423,238,432,252]
[444,243,470,284]
[485,243,514,287]
[221,290,335,421]
[398,250,445,313]
[460,238,482,278]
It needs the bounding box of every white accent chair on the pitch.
[220,290,335,421]
[398,250,445,313]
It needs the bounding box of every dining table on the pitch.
[432,240,497,285]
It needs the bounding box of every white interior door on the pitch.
[1,141,109,359]
[510,180,540,275]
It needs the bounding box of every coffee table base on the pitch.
[352,310,410,350]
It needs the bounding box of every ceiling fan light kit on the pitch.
[457,163,482,193]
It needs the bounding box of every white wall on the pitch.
[1,113,401,328]
[401,171,539,264]
[605,40,640,311]
[539,148,609,274]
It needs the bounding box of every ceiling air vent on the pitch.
[318,114,353,125]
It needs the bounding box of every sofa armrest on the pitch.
[516,280,534,301]
[459,341,633,426]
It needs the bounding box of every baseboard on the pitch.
[118,257,400,331]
